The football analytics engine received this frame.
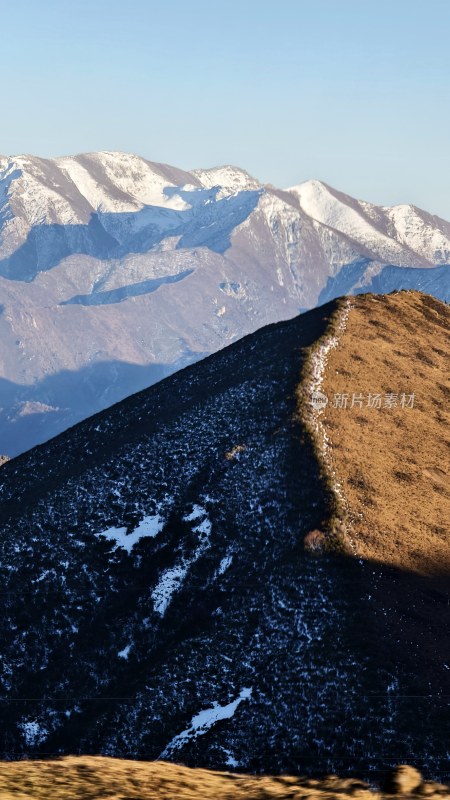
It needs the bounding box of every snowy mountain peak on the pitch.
[289,178,450,266]
[55,152,196,214]
[192,164,261,191]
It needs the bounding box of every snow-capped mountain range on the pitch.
[0,151,449,455]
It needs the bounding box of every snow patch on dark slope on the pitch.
[0,152,449,457]
[0,297,447,778]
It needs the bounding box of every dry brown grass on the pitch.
[0,756,379,800]
[320,291,450,575]
[225,444,247,460]
[0,757,448,799]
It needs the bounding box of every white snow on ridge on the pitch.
[57,152,192,213]
[386,204,450,263]
[6,159,83,227]
[160,687,252,758]
[96,514,164,554]
[193,165,261,192]
[290,180,409,262]
[56,157,139,214]
[305,299,358,556]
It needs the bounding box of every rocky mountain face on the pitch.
[0,151,449,456]
[0,291,448,779]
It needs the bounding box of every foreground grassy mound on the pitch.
[0,757,448,800]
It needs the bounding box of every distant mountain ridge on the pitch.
[0,151,448,455]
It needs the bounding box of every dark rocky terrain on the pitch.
[0,293,448,781]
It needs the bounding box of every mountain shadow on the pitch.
[62,268,194,306]
[318,261,450,305]
[0,358,196,457]
[0,188,261,281]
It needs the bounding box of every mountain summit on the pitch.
[0,152,449,456]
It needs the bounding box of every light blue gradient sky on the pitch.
[2,0,449,217]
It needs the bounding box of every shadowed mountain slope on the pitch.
[0,292,448,779]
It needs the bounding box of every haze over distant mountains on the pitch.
[0,151,449,455]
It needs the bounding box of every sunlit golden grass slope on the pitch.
[320,291,449,575]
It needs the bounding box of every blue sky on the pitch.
[2,0,450,217]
